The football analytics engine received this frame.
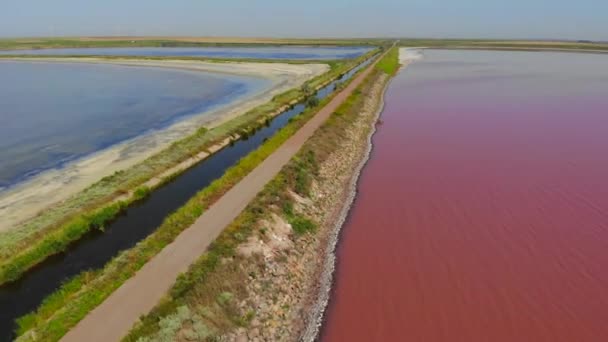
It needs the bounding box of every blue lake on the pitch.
[0,46,371,59]
[0,61,270,189]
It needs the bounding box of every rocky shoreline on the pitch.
[300,72,392,342]
[223,70,392,342]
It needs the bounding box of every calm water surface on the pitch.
[322,50,608,341]
[0,46,371,60]
[0,61,268,189]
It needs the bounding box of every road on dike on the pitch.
[62,50,385,342]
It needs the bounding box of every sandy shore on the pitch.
[0,58,328,232]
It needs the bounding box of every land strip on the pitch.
[56,47,385,342]
[12,50,380,342]
[2,36,606,53]
[0,50,377,287]
[0,59,327,233]
[120,47,400,342]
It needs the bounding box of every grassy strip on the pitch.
[0,49,378,285]
[122,47,398,342]
[375,46,400,75]
[14,51,379,342]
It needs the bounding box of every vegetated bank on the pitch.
[118,47,399,342]
[11,49,384,342]
[0,49,377,287]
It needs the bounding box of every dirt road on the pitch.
[61,52,383,342]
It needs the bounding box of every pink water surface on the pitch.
[321,50,608,342]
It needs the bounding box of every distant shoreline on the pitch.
[427,46,608,55]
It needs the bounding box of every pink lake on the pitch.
[321,50,608,342]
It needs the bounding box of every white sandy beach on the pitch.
[0,58,328,232]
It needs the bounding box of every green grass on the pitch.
[14,51,378,342]
[133,186,151,201]
[289,215,317,235]
[375,46,400,75]
[121,47,394,342]
[0,48,378,287]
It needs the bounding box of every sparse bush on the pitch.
[216,292,233,306]
[289,215,317,235]
[282,201,294,217]
[306,96,320,108]
[134,186,151,201]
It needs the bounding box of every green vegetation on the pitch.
[289,215,317,235]
[14,51,378,342]
[0,48,378,287]
[122,47,395,342]
[0,200,126,283]
[133,186,151,201]
[375,46,400,75]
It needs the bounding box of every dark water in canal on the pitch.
[321,50,608,342]
[0,57,371,341]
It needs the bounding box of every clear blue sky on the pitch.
[1,0,606,40]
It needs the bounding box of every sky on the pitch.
[1,0,607,40]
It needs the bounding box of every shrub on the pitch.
[289,215,317,235]
[216,292,233,306]
[306,96,320,108]
[133,186,151,201]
